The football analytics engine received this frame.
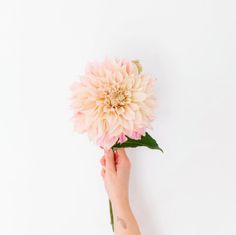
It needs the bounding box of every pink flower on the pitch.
[71,58,156,149]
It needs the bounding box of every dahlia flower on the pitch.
[71,58,162,150]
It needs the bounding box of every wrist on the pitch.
[111,196,130,214]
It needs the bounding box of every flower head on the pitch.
[71,58,156,149]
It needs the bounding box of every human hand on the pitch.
[100,149,141,235]
[100,148,131,208]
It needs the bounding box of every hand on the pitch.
[100,148,131,208]
[100,149,141,235]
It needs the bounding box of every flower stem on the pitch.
[109,199,114,232]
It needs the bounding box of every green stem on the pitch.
[109,147,117,232]
[109,199,114,232]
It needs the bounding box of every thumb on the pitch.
[104,149,116,173]
[116,148,131,168]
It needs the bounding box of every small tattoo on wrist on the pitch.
[117,216,127,229]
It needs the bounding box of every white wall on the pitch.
[1,0,236,234]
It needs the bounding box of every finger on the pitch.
[116,148,131,168]
[116,148,127,159]
[114,151,119,164]
[101,168,105,177]
[100,156,106,166]
[104,149,116,173]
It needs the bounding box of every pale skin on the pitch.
[100,148,141,235]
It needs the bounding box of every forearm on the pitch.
[112,199,141,235]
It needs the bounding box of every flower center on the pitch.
[104,87,130,110]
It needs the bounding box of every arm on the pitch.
[100,149,141,235]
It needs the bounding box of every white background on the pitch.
[0,0,236,234]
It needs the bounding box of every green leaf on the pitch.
[112,132,163,153]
